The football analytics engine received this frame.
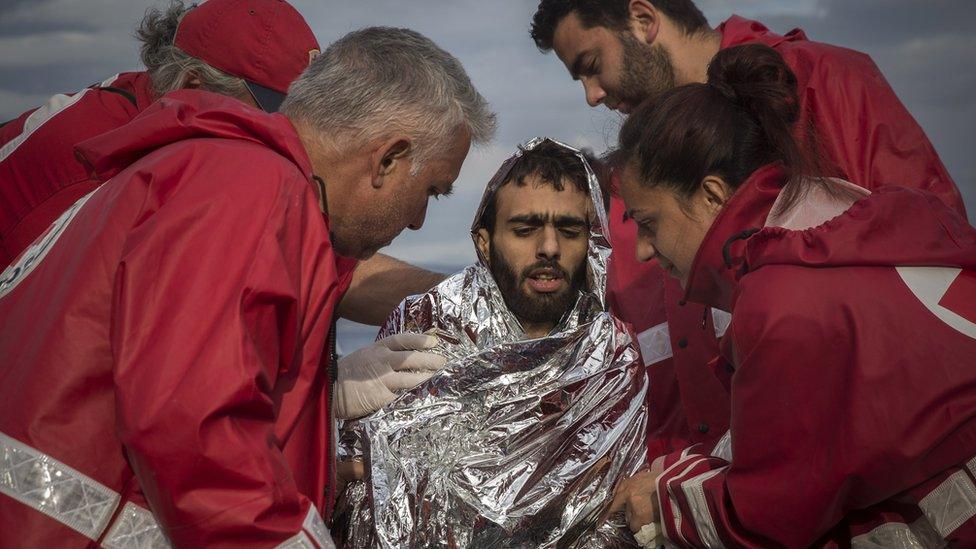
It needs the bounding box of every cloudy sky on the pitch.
[2,0,974,272]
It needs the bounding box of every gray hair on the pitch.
[135,1,249,99]
[281,27,497,170]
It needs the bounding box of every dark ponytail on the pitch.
[618,44,826,209]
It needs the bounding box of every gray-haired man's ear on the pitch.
[372,137,412,188]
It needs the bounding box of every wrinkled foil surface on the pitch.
[334,138,648,548]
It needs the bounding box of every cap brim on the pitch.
[245,80,286,113]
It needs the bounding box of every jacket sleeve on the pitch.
[806,47,966,217]
[653,289,900,548]
[109,159,334,548]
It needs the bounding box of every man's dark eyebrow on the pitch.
[508,213,547,225]
[554,215,587,228]
[507,213,587,227]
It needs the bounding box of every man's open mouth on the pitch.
[525,267,565,293]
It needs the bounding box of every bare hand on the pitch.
[609,456,665,533]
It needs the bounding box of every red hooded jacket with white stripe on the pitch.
[0,90,355,547]
[653,164,976,548]
[604,16,967,462]
[0,72,155,267]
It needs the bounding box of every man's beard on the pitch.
[488,243,588,328]
[617,32,677,107]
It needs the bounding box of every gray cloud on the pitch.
[755,0,976,49]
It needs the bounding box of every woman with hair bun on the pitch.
[609,44,976,548]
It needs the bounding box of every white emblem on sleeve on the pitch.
[896,267,976,339]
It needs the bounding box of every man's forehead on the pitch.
[551,12,609,69]
[496,180,590,217]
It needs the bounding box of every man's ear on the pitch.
[699,175,733,215]
[475,228,491,264]
[628,0,660,45]
[371,137,412,189]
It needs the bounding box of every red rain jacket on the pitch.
[606,15,967,461]
[0,90,355,547]
[0,72,155,267]
[654,164,976,547]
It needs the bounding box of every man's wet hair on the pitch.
[481,140,591,235]
[530,0,708,52]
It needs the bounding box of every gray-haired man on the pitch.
[0,26,494,547]
[0,0,450,328]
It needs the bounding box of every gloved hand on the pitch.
[335,333,447,419]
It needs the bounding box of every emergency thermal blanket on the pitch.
[334,138,648,547]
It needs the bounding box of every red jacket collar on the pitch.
[717,15,808,50]
[683,163,787,311]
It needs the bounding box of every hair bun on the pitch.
[706,44,799,125]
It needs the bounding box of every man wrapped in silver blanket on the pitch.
[334,138,648,548]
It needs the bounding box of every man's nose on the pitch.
[636,238,657,263]
[537,226,561,259]
[583,79,606,108]
[408,199,429,231]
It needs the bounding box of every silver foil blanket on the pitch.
[333,266,648,548]
[333,138,648,547]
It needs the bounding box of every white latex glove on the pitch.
[335,333,447,419]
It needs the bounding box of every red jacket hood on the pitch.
[75,89,312,182]
[717,15,808,49]
[685,164,976,311]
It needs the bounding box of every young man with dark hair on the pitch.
[530,1,967,543]
[335,139,647,546]
[475,141,592,338]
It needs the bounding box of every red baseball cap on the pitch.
[174,0,320,112]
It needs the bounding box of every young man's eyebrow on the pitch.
[507,213,548,225]
[507,213,587,227]
[553,215,587,228]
